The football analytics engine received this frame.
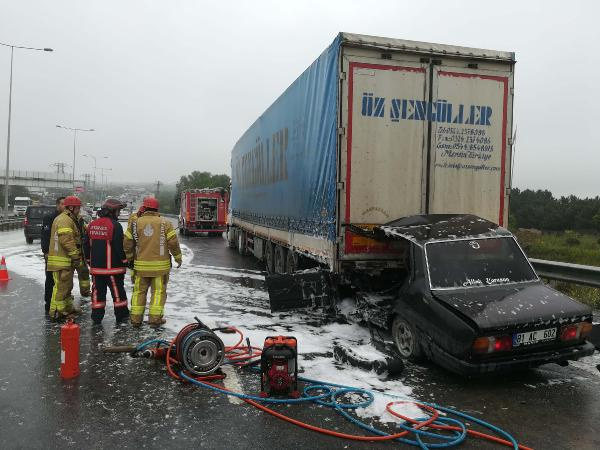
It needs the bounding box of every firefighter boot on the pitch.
[115,306,130,324]
[148,315,166,327]
[130,314,143,327]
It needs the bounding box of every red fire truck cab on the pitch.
[179,188,229,236]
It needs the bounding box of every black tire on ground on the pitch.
[179,223,183,235]
[237,230,247,255]
[274,245,287,274]
[26,237,33,244]
[391,314,424,362]
[264,240,274,273]
[286,249,298,273]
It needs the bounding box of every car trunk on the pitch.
[432,282,592,334]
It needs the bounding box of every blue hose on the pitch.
[135,339,171,351]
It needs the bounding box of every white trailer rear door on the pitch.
[428,67,512,226]
[341,57,428,256]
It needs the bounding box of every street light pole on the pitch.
[82,154,108,203]
[1,42,53,220]
[98,167,112,200]
[56,125,95,191]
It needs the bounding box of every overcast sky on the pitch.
[1,0,598,196]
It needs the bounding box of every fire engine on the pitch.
[179,188,229,236]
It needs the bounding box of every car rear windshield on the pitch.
[27,207,54,219]
[425,237,537,289]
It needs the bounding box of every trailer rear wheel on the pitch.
[391,315,423,362]
[286,249,298,273]
[237,231,248,255]
[274,245,287,274]
[264,241,274,273]
[227,228,237,248]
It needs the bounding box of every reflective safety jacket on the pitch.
[84,216,128,275]
[125,212,140,259]
[124,211,182,277]
[47,210,82,271]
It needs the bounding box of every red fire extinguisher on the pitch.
[60,319,80,379]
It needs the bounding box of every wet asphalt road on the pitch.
[1,228,599,449]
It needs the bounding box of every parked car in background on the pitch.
[24,205,55,244]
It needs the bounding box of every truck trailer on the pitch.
[228,32,515,279]
[179,188,229,236]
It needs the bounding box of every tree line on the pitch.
[509,188,600,232]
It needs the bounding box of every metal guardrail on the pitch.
[0,218,24,231]
[530,258,600,289]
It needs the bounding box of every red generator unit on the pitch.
[260,336,299,398]
[179,188,229,236]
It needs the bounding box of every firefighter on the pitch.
[75,213,91,298]
[41,196,65,314]
[124,197,182,327]
[47,196,85,320]
[84,199,130,325]
[125,202,146,284]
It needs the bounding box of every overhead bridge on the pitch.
[0,169,83,189]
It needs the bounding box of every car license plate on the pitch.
[513,327,557,347]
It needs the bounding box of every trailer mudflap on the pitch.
[265,269,333,312]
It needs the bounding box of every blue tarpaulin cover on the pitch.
[231,34,341,241]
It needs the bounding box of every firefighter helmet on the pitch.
[63,196,82,207]
[143,197,159,210]
[102,198,125,211]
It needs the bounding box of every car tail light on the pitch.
[23,217,29,226]
[472,335,513,354]
[560,322,593,342]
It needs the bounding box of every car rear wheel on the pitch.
[391,315,423,361]
[26,237,33,244]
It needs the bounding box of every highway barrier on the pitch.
[0,218,24,231]
[530,258,600,289]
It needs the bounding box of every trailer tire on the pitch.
[237,231,247,255]
[227,228,237,249]
[274,245,287,274]
[391,314,424,362]
[286,249,298,273]
[264,241,274,273]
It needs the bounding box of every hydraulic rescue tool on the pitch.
[260,336,299,398]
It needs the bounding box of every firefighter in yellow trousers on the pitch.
[124,197,182,327]
[47,196,85,320]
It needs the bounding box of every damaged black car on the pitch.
[376,214,595,375]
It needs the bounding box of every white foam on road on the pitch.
[221,365,244,405]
